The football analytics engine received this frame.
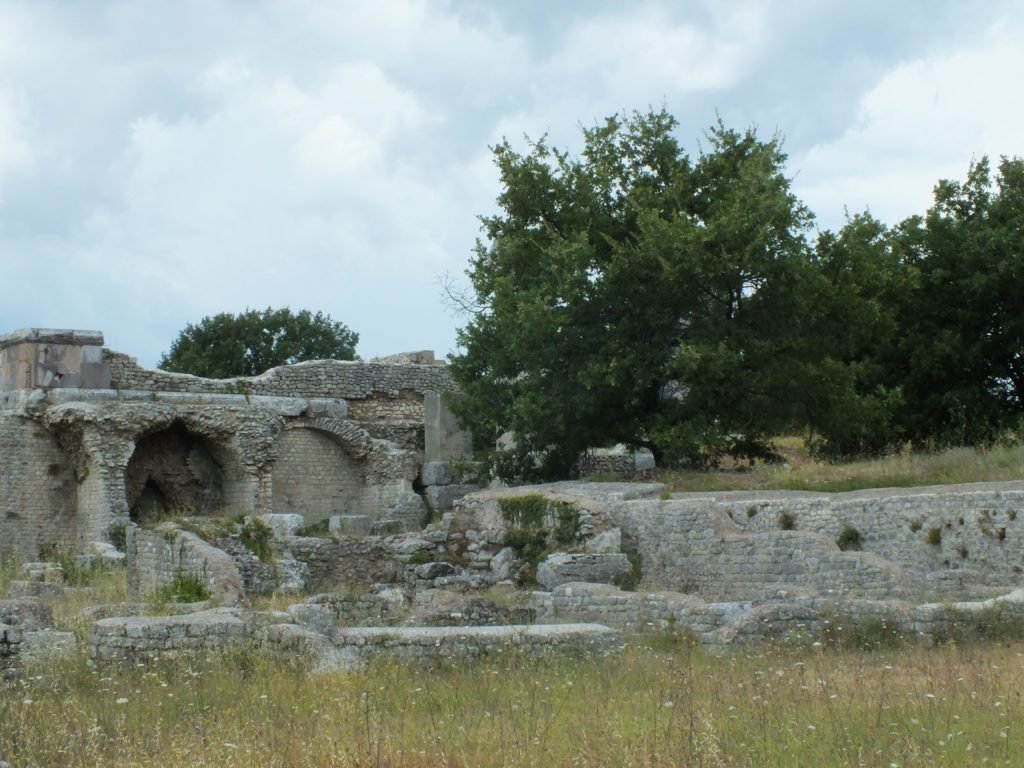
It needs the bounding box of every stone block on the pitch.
[426,484,479,512]
[371,520,405,536]
[413,561,458,580]
[536,553,633,590]
[258,513,306,539]
[585,527,622,554]
[421,460,453,487]
[490,547,516,581]
[329,515,370,537]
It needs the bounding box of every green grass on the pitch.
[655,438,1024,493]
[3,640,1024,766]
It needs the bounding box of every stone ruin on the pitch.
[3,327,1024,672]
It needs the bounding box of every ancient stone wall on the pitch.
[282,536,404,591]
[0,414,78,559]
[104,350,454,401]
[270,428,364,522]
[126,524,244,604]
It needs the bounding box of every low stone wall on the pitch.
[127,524,244,604]
[330,623,621,664]
[88,609,248,662]
[533,582,1024,648]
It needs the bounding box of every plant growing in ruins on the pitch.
[926,526,943,545]
[778,511,796,531]
[152,573,210,604]
[498,494,582,585]
[836,525,862,551]
[238,517,273,562]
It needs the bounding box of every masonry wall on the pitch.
[689,485,1024,588]
[0,415,78,559]
[126,525,243,604]
[282,536,403,591]
[270,428,364,522]
[104,351,454,401]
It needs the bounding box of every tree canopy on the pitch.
[158,307,359,378]
[448,109,1024,480]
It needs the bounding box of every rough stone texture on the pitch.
[578,447,656,476]
[1,328,473,559]
[331,623,621,664]
[536,553,633,589]
[127,524,244,604]
[533,582,1024,648]
[257,513,306,538]
[329,515,370,537]
[88,608,248,663]
[281,536,403,591]
[421,460,453,487]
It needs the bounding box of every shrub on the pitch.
[154,573,210,604]
[926,526,943,545]
[239,518,273,561]
[908,518,923,532]
[778,511,796,530]
[836,525,862,551]
[497,494,582,585]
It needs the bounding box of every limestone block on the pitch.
[421,460,453,487]
[585,527,622,554]
[371,520,405,536]
[274,559,310,593]
[329,515,370,537]
[413,561,458,580]
[305,398,349,419]
[490,547,517,581]
[536,553,633,590]
[426,483,480,512]
[390,537,432,555]
[258,513,306,539]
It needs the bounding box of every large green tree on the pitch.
[448,110,816,479]
[897,156,1024,445]
[159,307,359,378]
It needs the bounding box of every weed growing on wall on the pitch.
[498,494,582,585]
[777,510,796,530]
[151,572,210,605]
[238,517,272,562]
[836,526,862,551]
[926,526,943,545]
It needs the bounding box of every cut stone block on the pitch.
[536,552,633,590]
[329,515,370,537]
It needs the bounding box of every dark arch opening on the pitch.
[125,422,225,522]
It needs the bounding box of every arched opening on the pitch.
[125,422,226,522]
[271,427,364,523]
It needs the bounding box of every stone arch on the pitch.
[124,421,241,522]
[270,424,366,524]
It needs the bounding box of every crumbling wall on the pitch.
[0,415,78,558]
[126,524,243,604]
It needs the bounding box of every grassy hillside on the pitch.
[655,438,1024,493]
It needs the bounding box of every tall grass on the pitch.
[2,640,1023,766]
[658,438,1024,493]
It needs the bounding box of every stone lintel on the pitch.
[0,328,105,351]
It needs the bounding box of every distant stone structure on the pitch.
[0,328,475,559]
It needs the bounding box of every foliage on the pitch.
[449,109,816,480]
[777,511,796,530]
[835,525,862,551]
[158,307,358,378]
[152,573,210,604]
[498,494,581,584]
[238,517,273,562]
[926,526,943,545]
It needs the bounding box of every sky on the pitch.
[1,0,1022,367]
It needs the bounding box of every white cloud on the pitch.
[792,11,1024,230]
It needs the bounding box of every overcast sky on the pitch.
[1,1,1022,367]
